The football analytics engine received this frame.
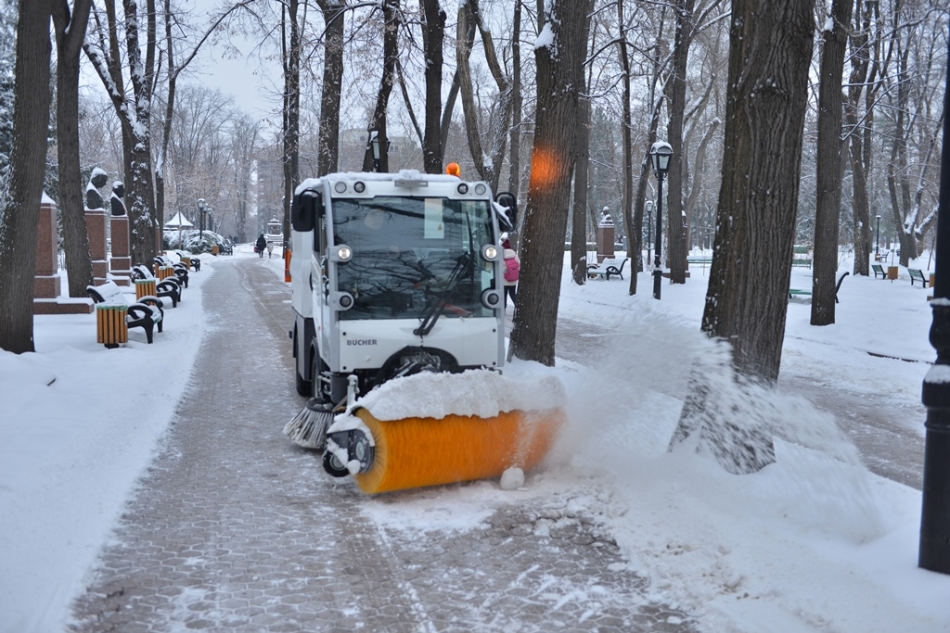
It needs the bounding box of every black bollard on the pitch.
[919,31,950,575]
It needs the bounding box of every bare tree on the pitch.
[231,114,260,242]
[83,0,159,266]
[361,0,398,172]
[664,0,696,285]
[844,0,878,277]
[672,0,815,474]
[52,0,94,298]
[0,0,55,354]
[628,8,669,294]
[614,0,633,288]
[508,0,593,366]
[456,0,512,193]
[507,0,523,199]
[155,1,253,234]
[316,0,345,176]
[421,0,446,173]
[811,0,854,326]
[281,0,302,247]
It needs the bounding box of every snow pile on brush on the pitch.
[360,368,566,420]
[327,368,566,439]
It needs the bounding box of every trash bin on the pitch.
[96,304,128,348]
[887,266,899,280]
[211,245,219,256]
[135,279,156,301]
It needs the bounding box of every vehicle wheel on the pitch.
[323,451,350,478]
[294,329,313,397]
[295,369,311,397]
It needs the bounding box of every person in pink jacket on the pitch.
[502,238,520,309]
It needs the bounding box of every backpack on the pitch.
[504,256,520,282]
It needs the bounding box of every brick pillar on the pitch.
[596,214,616,263]
[34,196,93,314]
[85,208,108,285]
[109,214,132,286]
[34,198,62,300]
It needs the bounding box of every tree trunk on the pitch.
[53,0,94,297]
[317,0,344,176]
[846,1,872,277]
[83,0,158,266]
[630,101,662,293]
[0,0,54,354]
[124,139,156,264]
[507,0,522,199]
[700,0,814,380]
[508,0,592,366]
[672,0,815,475]
[811,0,853,326]
[888,43,917,266]
[455,2,483,177]
[571,94,591,285]
[666,0,695,285]
[361,0,397,173]
[615,0,633,288]
[421,0,445,174]
[282,0,300,246]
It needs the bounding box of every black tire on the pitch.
[323,451,350,478]
[295,368,311,397]
[293,328,313,397]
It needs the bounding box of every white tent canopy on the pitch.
[165,212,193,229]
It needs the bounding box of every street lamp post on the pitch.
[875,215,881,257]
[649,141,673,300]
[368,129,381,173]
[197,198,206,241]
[920,45,950,575]
[645,200,654,271]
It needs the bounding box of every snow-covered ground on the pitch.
[1,245,948,632]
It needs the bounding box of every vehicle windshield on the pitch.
[332,196,496,321]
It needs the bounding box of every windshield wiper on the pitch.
[413,252,472,337]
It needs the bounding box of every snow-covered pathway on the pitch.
[69,257,698,632]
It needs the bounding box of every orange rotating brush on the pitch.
[350,407,565,494]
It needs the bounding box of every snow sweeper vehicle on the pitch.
[284,170,566,494]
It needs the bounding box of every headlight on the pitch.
[330,291,355,311]
[474,183,486,195]
[457,183,469,195]
[481,289,502,309]
[331,245,353,262]
[481,244,499,261]
[354,181,366,193]
[334,181,347,193]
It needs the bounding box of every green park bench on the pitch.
[908,268,929,287]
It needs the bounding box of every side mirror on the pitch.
[494,192,517,231]
[291,189,322,232]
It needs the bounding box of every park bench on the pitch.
[587,257,629,281]
[131,265,182,307]
[872,264,886,279]
[908,268,929,287]
[86,280,164,345]
[178,252,200,271]
[154,255,190,288]
[788,272,849,304]
[792,246,812,268]
[687,255,713,266]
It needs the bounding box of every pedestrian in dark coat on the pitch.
[256,234,266,258]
